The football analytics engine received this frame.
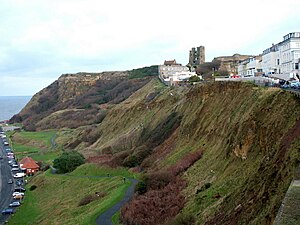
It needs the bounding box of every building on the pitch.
[158,60,200,86]
[19,156,40,175]
[262,44,279,75]
[158,60,189,85]
[189,46,205,67]
[213,54,254,75]
[262,32,300,78]
[238,55,262,77]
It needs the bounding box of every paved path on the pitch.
[96,178,138,225]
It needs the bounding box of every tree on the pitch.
[53,151,85,173]
[189,75,201,83]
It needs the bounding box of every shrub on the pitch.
[53,151,85,173]
[78,192,105,206]
[145,171,174,190]
[189,75,201,83]
[121,178,186,225]
[135,181,147,195]
[30,185,37,191]
[168,150,203,176]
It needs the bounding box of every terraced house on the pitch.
[262,32,300,77]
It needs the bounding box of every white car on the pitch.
[13,173,25,178]
[12,192,24,197]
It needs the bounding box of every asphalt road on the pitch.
[0,140,14,224]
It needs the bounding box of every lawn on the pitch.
[8,164,135,225]
[10,130,59,163]
[15,130,56,148]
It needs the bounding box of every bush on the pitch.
[78,192,105,206]
[189,75,201,83]
[135,181,147,195]
[30,185,37,191]
[53,151,85,173]
[121,178,187,225]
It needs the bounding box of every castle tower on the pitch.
[189,46,205,67]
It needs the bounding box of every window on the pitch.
[295,63,299,70]
[277,59,280,65]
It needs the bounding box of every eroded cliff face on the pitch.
[10,70,151,130]
[58,80,300,225]
[56,72,128,102]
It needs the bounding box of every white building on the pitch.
[158,60,190,85]
[261,32,300,78]
[238,56,262,77]
[279,32,300,76]
[262,44,279,75]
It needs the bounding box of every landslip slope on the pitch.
[58,79,300,225]
[13,73,300,224]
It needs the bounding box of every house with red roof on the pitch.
[19,156,40,175]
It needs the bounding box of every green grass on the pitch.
[112,211,122,225]
[70,163,140,179]
[8,188,40,225]
[10,130,59,163]
[16,130,56,148]
[9,164,135,225]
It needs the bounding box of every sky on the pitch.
[0,0,299,96]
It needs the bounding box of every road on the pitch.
[0,140,14,224]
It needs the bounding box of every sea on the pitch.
[0,96,32,121]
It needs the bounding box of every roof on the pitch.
[164,59,179,66]
[19,156,40,169]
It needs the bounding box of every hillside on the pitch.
[10,66,158,130]
[57,79,300,225]
[11,73,300,224]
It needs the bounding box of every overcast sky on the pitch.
[0,0,299,96]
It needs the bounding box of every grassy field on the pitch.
[10,130,59,163]
[8,164,135,225]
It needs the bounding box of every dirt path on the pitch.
[96,178,138,225]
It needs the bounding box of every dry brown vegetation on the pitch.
[121,150,202,225]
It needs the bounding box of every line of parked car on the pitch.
[0,130,26,215]
[280,80,300,89]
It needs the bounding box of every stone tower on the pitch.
[189,46,205,67]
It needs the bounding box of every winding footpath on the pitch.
[51,135,139,225]
[96,178,138,225]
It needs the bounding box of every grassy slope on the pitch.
[67,81,300,224]
[10,130,59,163]
[12,80,300,224]
[8,164,134,225]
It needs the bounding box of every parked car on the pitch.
[1,208,14,214]
[9,201,21,207]
[13,195,23,200]
[8,179,13,184]
[14,187,26,192]
[11,168,20,173]
[13,173,25,178]
[16,180,23,186]
[12,192,24,197]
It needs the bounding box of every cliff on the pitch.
[56,79,300,225]
[11,70,300,224]
[10,67,157,130]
